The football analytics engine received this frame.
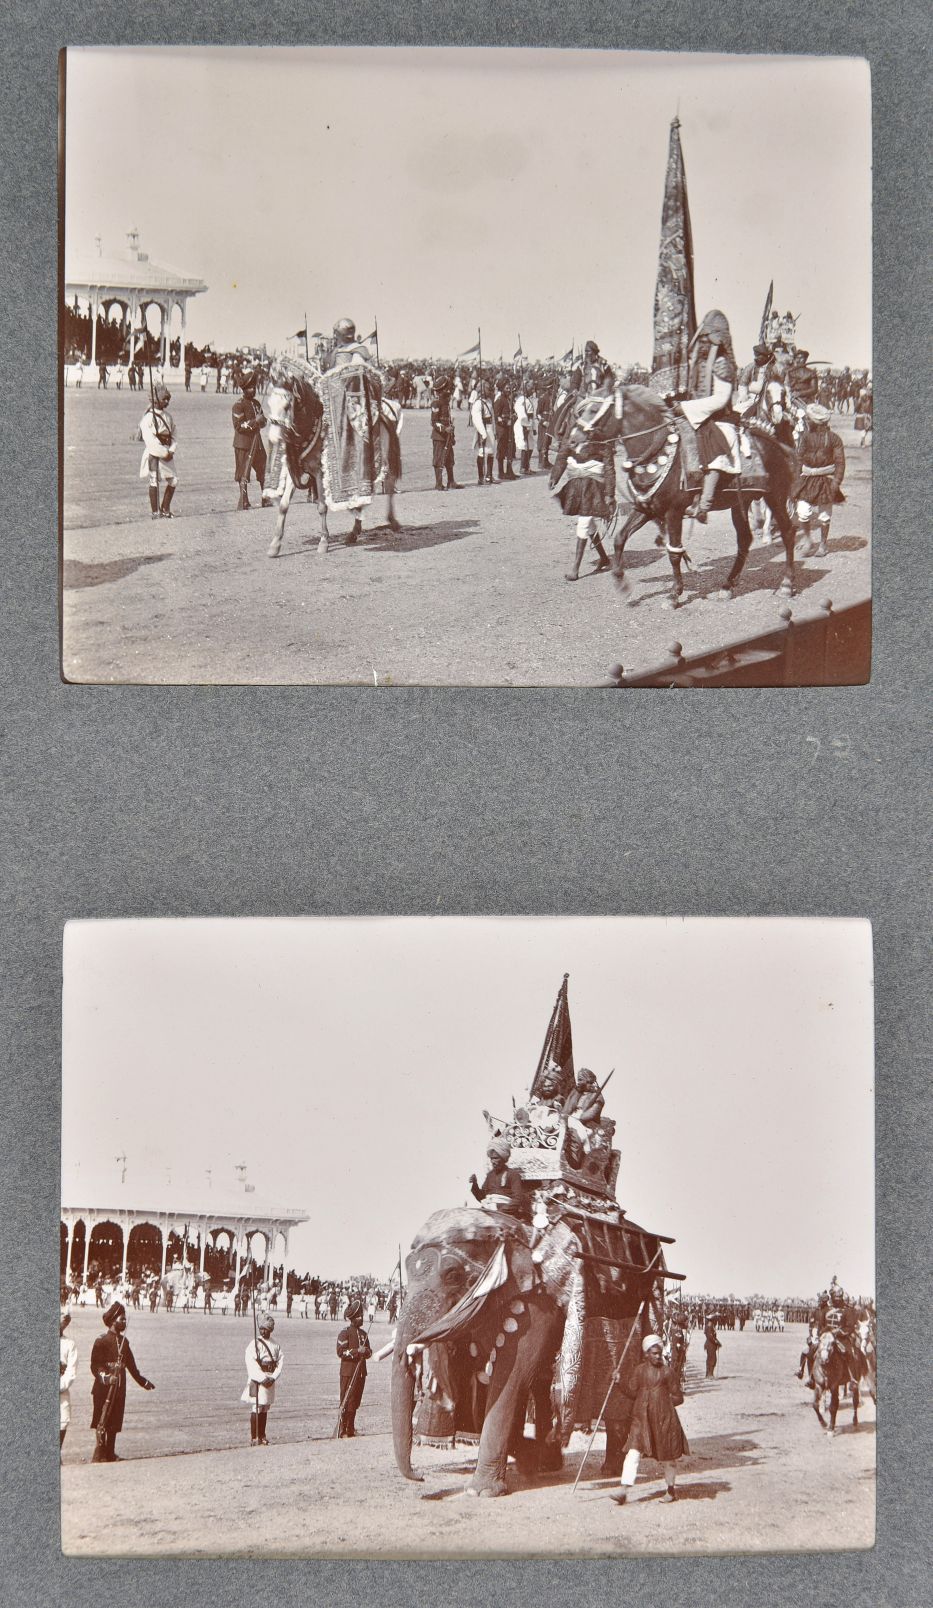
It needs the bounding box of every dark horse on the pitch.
[810,1329,861,1436]
[606,385,800,608]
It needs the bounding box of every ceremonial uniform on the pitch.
[430,391,458,489]
[60,1311,77,1452]
[703,1323,721,1378]
[232,379,268,509]
[794,404,845,555]
[242,1318,284,1445]
[470,391,496,484]
[494,387,516,479]
[138,387,178,518]
[89,1302,154,1462]
[336,1300,372,1437]
[616,1337,689,1504]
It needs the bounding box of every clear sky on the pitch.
[64,48,871,367]
[62,918,874,1298]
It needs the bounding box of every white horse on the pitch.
[266,366,403,559]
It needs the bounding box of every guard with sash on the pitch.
[89,1301,155,1463]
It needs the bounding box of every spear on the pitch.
[571,1247,664,1494]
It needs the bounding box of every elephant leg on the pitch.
[468,1306,559,1498]
[529,1369,562,1472]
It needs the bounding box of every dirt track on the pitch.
[61,392,871,685]
[61,1312,874,1557]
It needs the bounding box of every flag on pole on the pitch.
[292,326,307,341]
[758,282,774,345]
[457,340,481,359]
[363,329,378,345]
[513,342,523,361]
[650,116,696,395]
[560,347,574,366]
[529,973,575,1102]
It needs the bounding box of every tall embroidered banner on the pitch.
[651,117,697,396]
[529,973,575,1103]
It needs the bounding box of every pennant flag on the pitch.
[650,116,697,395]
[292,326,307,341]
[513,343,523,361]
[529,973,575,1103]
[363,329,378,345]
[560,347,574,365]
[457,340,481,359]
[759,281,774,346]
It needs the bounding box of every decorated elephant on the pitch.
[391,1205,661,1497]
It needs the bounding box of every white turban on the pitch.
[642,1334,663,1353]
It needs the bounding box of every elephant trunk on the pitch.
[391,1344,420,1482]
[391,1298,438,1483]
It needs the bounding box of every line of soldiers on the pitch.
[62,1292,376,1462]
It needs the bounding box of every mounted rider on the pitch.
[678,308,742,522]
[325,317,373,371]
[809,1277,862,1390]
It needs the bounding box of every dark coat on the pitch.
[470,1164,529,1220]
[622,1360,689,1462]
[89,1330,148,1434]
[795,425,846,506]
[337,1322,371,1385]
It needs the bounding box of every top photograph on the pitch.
[60,48,871,686]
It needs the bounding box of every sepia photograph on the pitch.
[61,48,872,687]
[61,916,875,1557]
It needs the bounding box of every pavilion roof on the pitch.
[65,247,206,297]
[62,1193,307,1225]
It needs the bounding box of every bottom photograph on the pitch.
[60,916,875,1557]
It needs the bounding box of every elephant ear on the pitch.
[406,1242,511,1349]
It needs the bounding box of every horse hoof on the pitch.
[317,540,329,557]
[717,588,735,602]
[564,573,580,583]
[344,533,358,546]
[778,580,794,598]
[267,545,280,560]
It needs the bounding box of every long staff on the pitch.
[571,1249,663,1494]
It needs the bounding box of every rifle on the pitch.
[94,1331,126,1456]
[598,1068,615,1094]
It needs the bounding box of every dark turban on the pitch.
[102,1302,125,1328]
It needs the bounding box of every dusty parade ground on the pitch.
[61,1310,874,1557]
[61,391,871,685]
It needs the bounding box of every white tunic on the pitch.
[60,1335,78,1428]
[241,1336,283,1407]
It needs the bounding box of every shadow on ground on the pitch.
[63,554,172,590]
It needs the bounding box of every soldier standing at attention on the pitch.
[242,1313,284,1446]
[336,1297,372,1437]
[89,1301,155,1463]
[232,366,268,510]
[430,378,460,490]
[139,384,178,520]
